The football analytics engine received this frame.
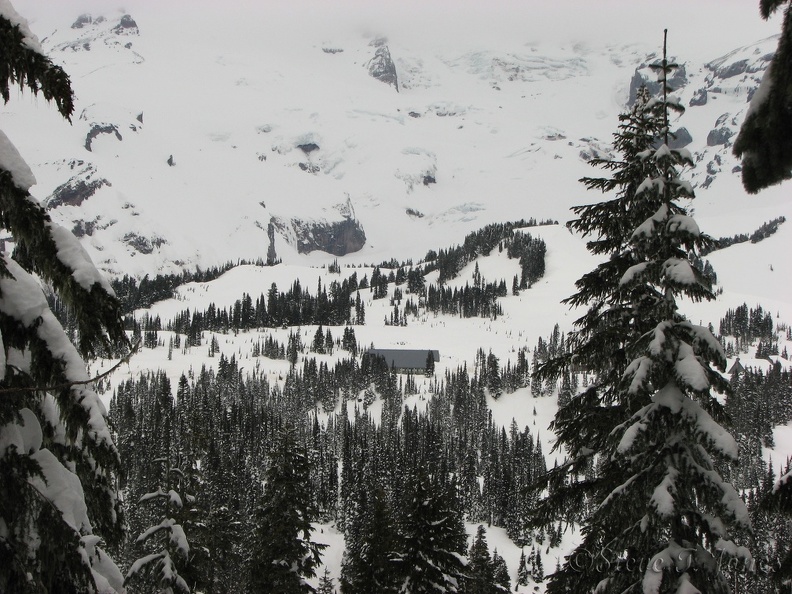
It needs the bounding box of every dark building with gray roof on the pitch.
[366,348,440,374]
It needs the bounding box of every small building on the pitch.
[366,348,440,374]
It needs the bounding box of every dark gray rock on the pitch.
[113,15,139,35]
[668,127,693,149]
[707,127,734,146]
[123,233,165,255]
[71,14,92,29]
[46,169,111,209]
[272,216,366,256]
[689,88,707,106]
[717,59,748,79]
[85,124,122,151]
[367,39,399,92]
[650,127,692,150]
[298,162,320,173]
[628,63,687,106]
[297,143,319,154]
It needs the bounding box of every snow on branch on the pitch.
[48,222,115,295]
[0,0,43,52]
[662,258,698,287]
[652,383,738,460]
[0,130,36,190]
[666,214,700,238]
[650,467,679,518]
[632,203,668,239]
[0,255,116,449]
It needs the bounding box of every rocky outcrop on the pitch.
[46,163,111,208]
[271,216,366,256]
[628,62,687,106]
[689,88,707,106]
[367,38,399,92]
[113,15,139,35]
[706,114,735,146]
[85,124,122,151]
[707,127,734,146]
[668,127,693,149]
[72,14,92,29]
[123,232,166,255]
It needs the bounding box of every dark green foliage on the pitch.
[317,568,336,594]
[490,550,509,592]
[394,472,468,593]
[340,481,399,593]
[466,525,495,593]
[0,8,128,593]
[0,14,73,117]
[248,427,326,593]
[734,1,792,192]
[700,216,787,256]
[533,34,747,594]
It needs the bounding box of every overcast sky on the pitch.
[10,0,784,62]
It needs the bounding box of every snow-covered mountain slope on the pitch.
[2,0,789,281]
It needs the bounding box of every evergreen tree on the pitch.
[395,472,468,593]
[248,426,326,593]
[340,480,399,593]
[533,32,749,594]
[0,4,129,592]
[530,547,543,584]
[516,549,529,588]
[467,525,495,594]
[762,460,792,586]
[733,0,792,193]
[426,349,436,377]
[318,568,336,594]
[124,460,191,594]
[490,550,510,593]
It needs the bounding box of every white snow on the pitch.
[620,262,648,286]
[0,129,36,190]
[49,222,115,295]
[663,258,698,286]
[29,448,91,532]
[650,467,678,518]
[666,214,700,237]
[0,0,42,51]
[673,342,710,392]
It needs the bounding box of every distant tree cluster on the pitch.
[111,259,267,314]
[719,302,776,348]
[700,215,787,256]
[423,220,551,286]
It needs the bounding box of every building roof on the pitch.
[367,348,440,370]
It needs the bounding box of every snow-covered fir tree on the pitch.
[533,31,751,594]
[248,426,326,593]
[340,477,399,593]
[394,471,468,593]
[124,457,192,594]
[466,524,495,593]
[0,3,129,592]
